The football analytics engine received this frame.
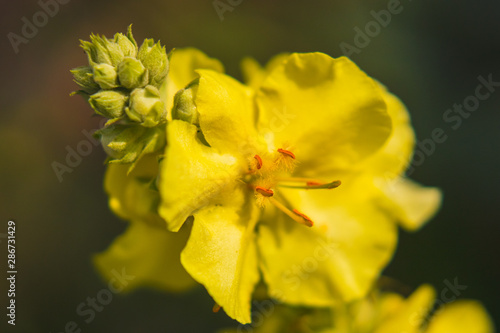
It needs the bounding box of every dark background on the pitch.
[0,0,499,332]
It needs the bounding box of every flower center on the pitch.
[244,147,341,228]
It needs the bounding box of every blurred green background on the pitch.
[1,0,499,332]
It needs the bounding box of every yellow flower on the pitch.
[220,284,494,333]
[158,53,441,323]
[332,284,495,333]
[93,48,224,293]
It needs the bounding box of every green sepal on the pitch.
[70,66,100,92]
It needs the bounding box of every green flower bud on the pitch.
[117,57,148,89]
[114,25,137,58]
[89,90,128,119]
[70,66,99,92]
[80,40,110,66]
[81,34,125,67]
[137,39,169,87]
[96,124,166,166]
[125,86,165,127]
[92,34,124,66]
[93,63,118,89]
[172,80,199,125]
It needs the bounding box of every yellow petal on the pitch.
[195,69,264,155]
[426,300,495,333]
[258,178,397,306]
[158,120,242,232]
[377,177,442,231]
[240,53,290,89]
[181,187,260,324]
[104,153,163,226]
[374,284,436,333]
[359,83,416,178]
[163,48,224,119]
[93,220,195,292]
[256,53,392,177]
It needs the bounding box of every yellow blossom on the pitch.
[158,53,441,323]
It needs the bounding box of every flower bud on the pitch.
[80,40,109,66]
[92,34,125,66]
[114,25,137,58]
[96,124,166,165]
[172,80,199,125]
[138,39,169,87]
[70,66,99,93]
[93,63,118,89]
[125,85,165,127]
[89,90,128,119]
[117,57,148,89]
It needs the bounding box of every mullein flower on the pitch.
[78,33,442,324]
[220,285,494,333]
[330,284,495,333]
[157,53,441,323]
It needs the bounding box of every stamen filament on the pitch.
[278,180,341,190]
[277,177,324,184]
[269,197,313,227]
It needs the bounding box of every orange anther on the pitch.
[292,209,314,227]
[278,148,295,159]
[255,186,274,197]
[254,155,263,169]
[212,303,221,313]
[306,181,322,187]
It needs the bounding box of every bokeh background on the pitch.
[1,0,499,332]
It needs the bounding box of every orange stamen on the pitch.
[254,154,263,169]
[212,303,221,313]
[306,181,322,186]
[269,197,314,227]
[292,209,314,227]
[255,186,274,197]
[277,148,295,159]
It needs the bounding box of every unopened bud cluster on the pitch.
[71,26,169,167]
[71,26,168,127]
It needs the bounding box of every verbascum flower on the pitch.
[360,285,495,333]
[157,53,441,323]
[93,48,225,293]
[220,284,494,333]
